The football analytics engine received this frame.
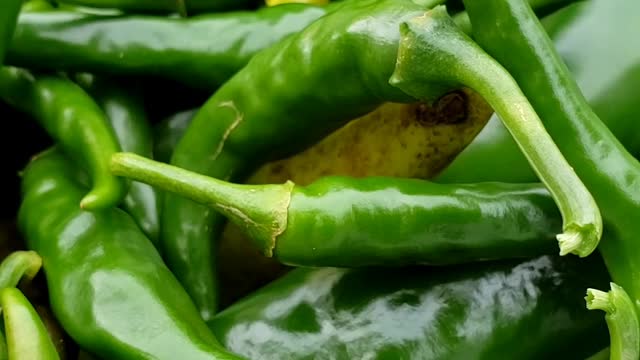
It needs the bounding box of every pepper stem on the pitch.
[110,152,293,256]
[586,283,640,360]
[389,6,602,257]
[0,250,42,289]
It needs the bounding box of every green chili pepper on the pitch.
[459,0,640,352]
[209,254,609,359]
[6,0,571,91]
[437,0,640,182]
[0,0,22,63]
[585,284,639,360]
[54,0,259,16]
[18,148,243,360]
[389,5,601,257]
[74,73,161,245]
[162,0,437,320]
[8,3,336,90]
[112,152,565,266]
[0,287,59,360]
[0,67,126,210]
[161,0,599,319]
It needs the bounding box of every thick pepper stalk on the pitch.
[461,0,640,355]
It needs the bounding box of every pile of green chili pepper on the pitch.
[0,0,639,358]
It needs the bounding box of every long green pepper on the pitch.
[8,3,336,90]
[161,0,600,319]
[0,67,127,210]
[209,254,610,359]
[18,148,243,360]
[113,152,565,267]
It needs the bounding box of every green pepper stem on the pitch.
[110,152,292,256]
[0,250,42,289]
[389,6,602,257]
[586,283,640,360]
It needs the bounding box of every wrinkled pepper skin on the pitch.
[163,0,428,320]
[210,254,609,359]
[436,0,640,182]
[75,74,161,246]
[8,4,335,89]
[54,0,259,15]
[0,67,126,210]
[18,148,243,360]
[0,287,60,360]
[0,0,22,63]
[460,0,640,331]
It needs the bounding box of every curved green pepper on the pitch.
[74,74,161,245]
[162,0,600,319]
[0,0,22,63]
[18,148,243,360]
[210,254,609,359]
[460,0,640,352]
[163,0,434,320]
[0,67,127,210]
[113,152,564,266]
[8,3,336,90]
[437,0,640,181]
[0,287,59,360]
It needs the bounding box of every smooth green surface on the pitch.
[76,74,161,246]
[0,288,59,360]
[163,0,427,320]
[461,0,640,336]
[8,3,336,89]
[210,254,609,359]
[18,149,243,360]
[0,0,22,63]
[153,108,196,164]
[389,5,600,257]
[0,67,126,210]
[281,178,559,266]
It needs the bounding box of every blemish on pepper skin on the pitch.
[211,101,244,161]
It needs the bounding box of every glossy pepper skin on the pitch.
[0,67,126,210]
[8,3,336,90]
[75,74,161,246]
[54,0,259,15]
[0,287,60,360]
[0,0,22,63]
[18,148,244,360]
[114,153,564,267]
[460,0,640,348]
[153,108,197,164]
[163,0,431,320]
[210,254,609,359]
[437,0,640,182]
